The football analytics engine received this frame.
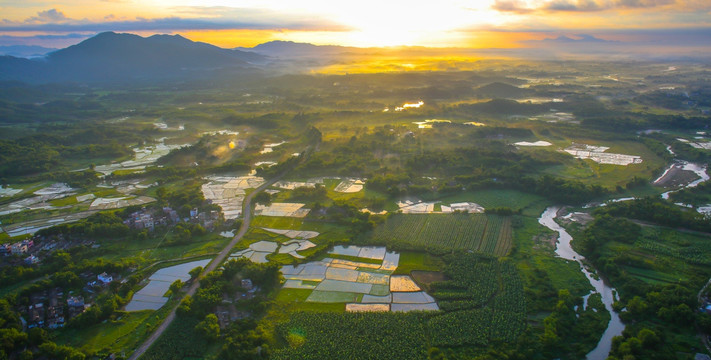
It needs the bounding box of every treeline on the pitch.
[0,247,133,291]
[575,211,706,359]
[143,259,280,360]
[37,212,131,239]
[0,254,139,359]
[595,197,711,233]
[106,160,251,183]
[0,125,151,178]
[0,299,85,359]
[582,113,711,133]
[309,200,383,236]
[222,113,288,129]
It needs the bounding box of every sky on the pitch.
[0,0,710,50]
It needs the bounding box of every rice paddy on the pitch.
[280,245,439,312]
[564,143,642,166]
[396,199,484,214]
[125,259,211,311]
[254,203,310,217]
[201,175,265,220]
[93,138,187,175]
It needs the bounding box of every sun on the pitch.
[162,0,507,47]
[323,0,504,47]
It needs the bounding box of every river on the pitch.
[659,162,710,200]
[539,206,625,360]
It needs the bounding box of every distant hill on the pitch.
[473,82,531,99]
[537,34,616,44]
[238,40,354,58]
[0,32,266,84]
[0,45,57,58]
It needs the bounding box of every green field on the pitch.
[437,189,548,217]
[272,253,526,359]
[369,214,513,256]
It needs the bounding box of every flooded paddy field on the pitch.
[564,144,642,165]
[281,245,438,312]
[93,138,188,176]
[125,259,211,311]
[201,175,265,220]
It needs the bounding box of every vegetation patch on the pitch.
[369,213,513,256]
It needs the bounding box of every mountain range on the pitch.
[0,32,266,84]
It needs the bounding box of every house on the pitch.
[24,255,39,265]
[97,272,113,284]
[241,279,253,291]
[28,304,45,328]
[163,207,180,223]
[67,296,84,308]
[0,244,10,256]
[67,296,87,319]
[10,242,28,255]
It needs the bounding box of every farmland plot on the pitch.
[370,214,513,256]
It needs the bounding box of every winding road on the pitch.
[128,173,288,360]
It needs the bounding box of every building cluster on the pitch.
[192,209,220,231]
[0,239,41,265]
[24,288,89,329]
[0,239,34,256]
[123,207,180,231]
[122,207,220,232]
[214,278,258,329]
[22,270,116,329]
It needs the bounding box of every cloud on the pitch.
[492,1,535,13]
[492,0,676,13]
[24,8,70,23]
[0,7,352,33]
[0,33,91,47]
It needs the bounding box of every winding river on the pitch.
[539,206,625,360]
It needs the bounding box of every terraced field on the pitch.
[369,214,513,257]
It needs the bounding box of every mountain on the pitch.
[0,45,57,58]
[532,34,617,44]
[238,40,353,58]
[0,32,266,84]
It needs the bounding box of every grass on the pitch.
[512,216,593,298]
[541,139,667,189]
[49,196,79,207]
[436,189,550,217]
[55,295,182,356]
[392,251,442,275]
[95,231,228,265]
[0,277,45,298]
[621,266,684,285]
[306,290,358,303]
[274,288,346,312]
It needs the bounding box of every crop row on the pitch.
[428,255,526,346]
[370,214,513,256]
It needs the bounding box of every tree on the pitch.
[155,187,167,203]
[169,279,184,295]
[254,191,271,206]
[195,314,220,341]
[189,266,203,280]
